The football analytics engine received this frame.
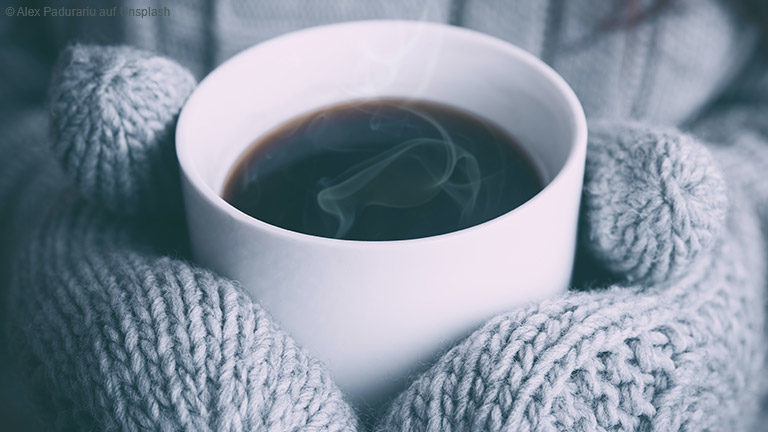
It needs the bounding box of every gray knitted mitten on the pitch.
[5,45,767,431]
[377,123,767,431]
[7,45,358,432]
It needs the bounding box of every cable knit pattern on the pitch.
[7,200,359,432]
[583,122,728,285]
[48,44,197,218]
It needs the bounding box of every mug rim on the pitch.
[176,19,587,246]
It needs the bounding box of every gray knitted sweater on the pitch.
[2,1,768,431]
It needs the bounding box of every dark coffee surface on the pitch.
[222,98,543,241]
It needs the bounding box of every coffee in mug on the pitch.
[176,21,587,407]
[222,98,543,241]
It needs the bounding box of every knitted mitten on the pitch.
[4,44,767,432]
[376,122,768,431]
[5,44,358,432]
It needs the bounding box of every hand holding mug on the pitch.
[6,25,735,430]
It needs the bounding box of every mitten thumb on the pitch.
[581,120,728,286]
[48,44,196,219]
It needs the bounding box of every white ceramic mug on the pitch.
[176,20,587,408]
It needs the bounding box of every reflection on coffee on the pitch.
[222,98,543,241]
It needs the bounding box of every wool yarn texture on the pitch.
[582,123,728,285]
[2,44,767,431]
[48,44,196,218]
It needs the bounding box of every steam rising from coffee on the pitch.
[222,99,542,241]
[315,107,481,238]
